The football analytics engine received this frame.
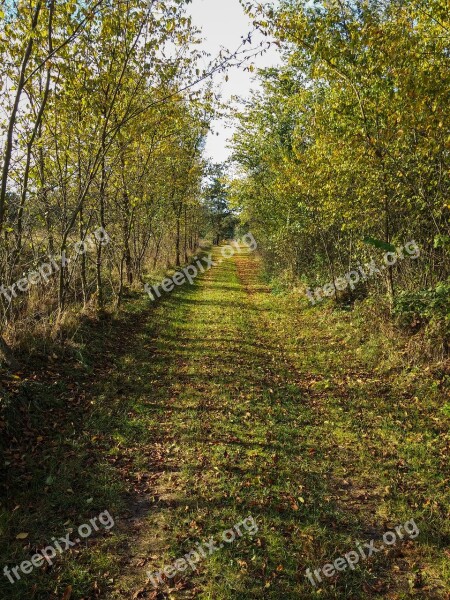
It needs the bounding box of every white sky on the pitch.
[186,0,280,164]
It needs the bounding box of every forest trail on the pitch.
[105,245,446,599]
[1,1,448,598]
[1,245,447,600]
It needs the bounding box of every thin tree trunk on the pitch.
[184,205,188,263]
[79,208,88,305]
[15,2,53,252]
[96,152,107,310]
[0,1,42,235]
[175,211,181,267]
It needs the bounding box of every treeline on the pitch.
[231,0,449,353]
[0,0,220,357]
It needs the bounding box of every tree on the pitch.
[203,164,238,244]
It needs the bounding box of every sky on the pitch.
[186,0,281,164]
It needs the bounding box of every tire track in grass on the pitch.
[109,246,257,599]
[233,251,449,599]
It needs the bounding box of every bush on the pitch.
[393,281,450,335]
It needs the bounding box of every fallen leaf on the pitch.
[62,585,72,600]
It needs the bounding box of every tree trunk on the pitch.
[0,1,42,235]
[175,213,181,267]
[96,140,107,310]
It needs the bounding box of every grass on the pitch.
[0,244,448,599]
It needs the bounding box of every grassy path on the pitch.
[1,245,448,599]
[108,245,448,599]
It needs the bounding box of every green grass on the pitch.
[0,245,448,599]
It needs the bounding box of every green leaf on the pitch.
[363,237,396,253]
